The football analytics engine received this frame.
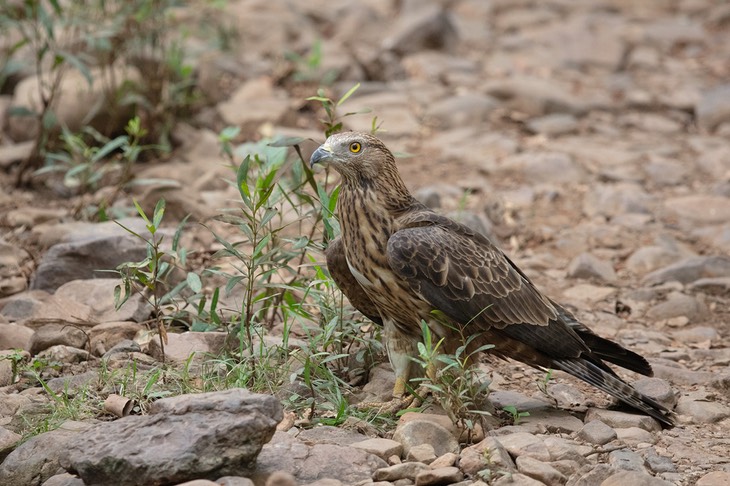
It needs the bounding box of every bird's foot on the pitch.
[356,394,420,415]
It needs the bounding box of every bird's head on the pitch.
[310,132,395,183]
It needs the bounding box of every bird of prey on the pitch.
[311,132,673,426]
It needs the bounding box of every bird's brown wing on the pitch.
[387,212,591,360]
[325,236,383,326]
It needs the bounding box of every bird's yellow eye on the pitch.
[349,142,362,153]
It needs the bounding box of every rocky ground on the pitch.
[1,0,730,485]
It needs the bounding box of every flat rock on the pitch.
[493,472,546,486]
[414,466,463,486]
[31,235,148,292]
[615,427,656,446]
[350,438,403,461]
[148,331,230,363]
[0,421,92,486]
[30,324,89,355]
[516,455,567,485]
[382,6,457,55]
[497,433,551,462]
[675,395,730,423]
[0,425,21,462]
[251,431,386,484]
[577,420,617,446]
[665,195,730,225]
[89,321,144,356]
[423,94,498,129]
[567,464,618,486]
[646,292,707,321]
[61,389,282,486]
[406,443,436,464]
[40,473,85,486]
[295,425,368,447]
[373,462,430,482]
[567,253,617,283]
[0,323,34,351]
[600,470,674,486]
[642,256,730,286]
[696,471,730,486]
[217,77,290,128]
[525,113,578,136]
[54,279,151,324]
[562,284,616,304]
[584,409,661,432]
[608,449,648,473]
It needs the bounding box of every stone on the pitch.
[429,452,458,469]
[608,449,648,473]
[217,77,290,128]
[60,389,282,486]
[562,284,616,304]
[583,183,652,218]
[88,321,144,356]
[567,253,617,283]
[600,470,674,486]
[546,383,587,409]
[696,84,730,131]
[646,292,707,321]
[643,256,730,286]
[414,466,463,486]
[46,370,99,395]
[577,420,617,446]
[40,473,86,486]
[632,379,677,409]
[424,94,498,129]
[493,473,546,486]
[497,433,551,462]
[0,425,22,462]
[251,431,386,484]
[8,63,140,142]
[675,395,730,423]
[460,437,516,476]
[295,425,368,447]
[614,427,656,446]
[498,151,586,184]
[625,246,682,275]
[350,438,403,461]
[0,140,34,169]
[642,449,676,474]
[583,409,661,432]
[54,279,151,324]
[392,418,460,457]
[484,77,589,116]
[406,443,437,464]
[516,456,567,485]
[148,331,230,363]
[217,478,255,486]
[36,344,89,364]
[29,324,89,356]
[671,326,719,345]
[0,323,34,351]
[373,462,430,482]
[525,114,578,136]
[696,471,730,486]
[542,437,591,464]
[567,464,618,486]
[32,235,148,292]
[665,195,730,225]
[382,6,458,55]
[0,421,92,486]
[175,481,220,486]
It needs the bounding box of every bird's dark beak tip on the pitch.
[309,145,331,168]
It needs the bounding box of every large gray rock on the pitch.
[61,389,282,486]
[642,256,730,286]
[54,279,151,324]
[31,235,148,292]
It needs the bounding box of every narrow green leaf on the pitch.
[337,82,360,106]
[152,199,166,229]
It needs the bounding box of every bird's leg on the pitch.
[357,324,421,414]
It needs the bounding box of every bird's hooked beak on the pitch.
[310,142,333,168]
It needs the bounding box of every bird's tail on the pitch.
[553,358,674,427]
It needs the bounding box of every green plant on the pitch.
[115,198,195,362]
[0,349,28,384]
[502,405,530,425]
[411,319,494,440]
[285,38,338,85]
